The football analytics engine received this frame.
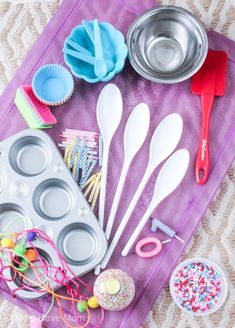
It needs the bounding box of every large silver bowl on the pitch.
[127,6,208,83]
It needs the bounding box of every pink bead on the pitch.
[30,317,42,328]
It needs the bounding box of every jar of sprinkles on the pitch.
[170,257,228,316]
[93,269,135,311]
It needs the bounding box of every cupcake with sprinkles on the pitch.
[94,269,135,311]
[170,257,228,316]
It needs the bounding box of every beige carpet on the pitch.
[0,1,234,327]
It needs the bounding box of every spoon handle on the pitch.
[82,19,95,44]
[65,39,92,56]
[94,265,101,276]
[94,18,104,61]
[121,206,154,256]
[100,170,150,269]
[105,165,129,240]
[63,48,95,65]
[98,143,109,229]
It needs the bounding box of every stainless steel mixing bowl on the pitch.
[127,6,208,83]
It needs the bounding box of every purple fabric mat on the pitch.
[1,0,235,327]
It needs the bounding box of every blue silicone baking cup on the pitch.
[32,64,74,106]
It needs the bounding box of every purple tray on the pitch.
[1,0,235,327]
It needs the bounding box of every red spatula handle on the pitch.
[195,94,214,184]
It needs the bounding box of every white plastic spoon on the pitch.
[95,103,149,276]
[100,113,183,270]
[105,103,150,240]
[121,149,190,256]
[97,84,123,229]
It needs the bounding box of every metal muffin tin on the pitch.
[0,129,107,299]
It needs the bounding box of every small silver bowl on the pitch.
[127,6,208,83]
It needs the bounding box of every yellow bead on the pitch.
[88,296,100,309]
[1,238,13,249]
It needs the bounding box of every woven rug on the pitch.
[0,1,234,327]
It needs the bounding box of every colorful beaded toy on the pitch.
[0,227,104,327]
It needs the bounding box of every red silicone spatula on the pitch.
[192,50,227,184]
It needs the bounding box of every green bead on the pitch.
[77,300,88,313]
[14,244,26,256]
[17,258,28,274]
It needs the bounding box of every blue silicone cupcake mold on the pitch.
[64,21,128,83]
[32,64,74,106]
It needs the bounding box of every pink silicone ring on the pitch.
[135,237,162,258]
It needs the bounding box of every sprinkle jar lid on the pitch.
[170,257,228,316]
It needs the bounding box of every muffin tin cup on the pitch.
[14,248,52,288]
[0,203,29,234]
[9,136,50,177]
[33,179,73,221]
[4,247,55,299]
[57,223,98,266]
[0,129,107,299]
